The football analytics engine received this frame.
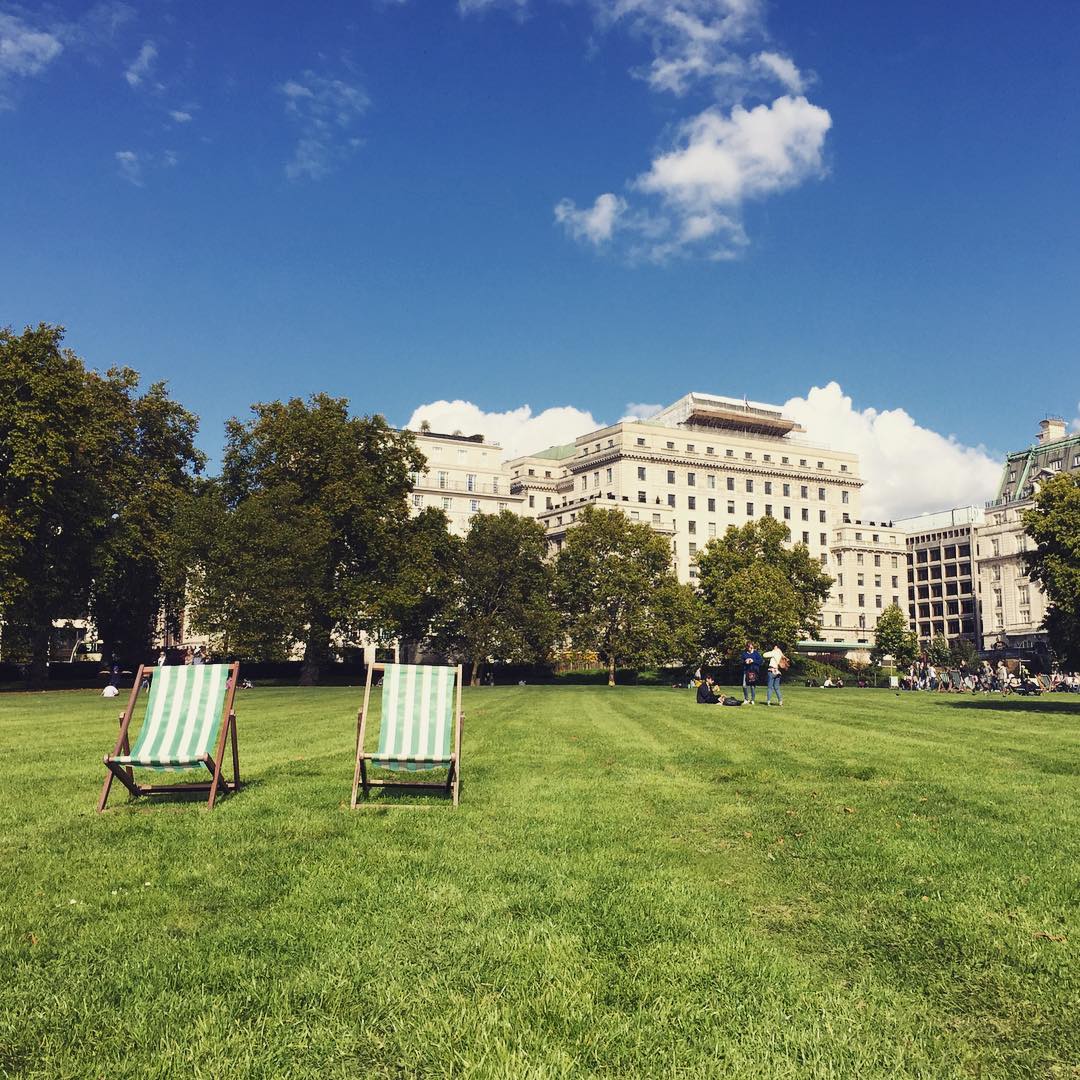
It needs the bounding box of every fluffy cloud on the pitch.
[124,40,156,88]
[407,385,1002,520]
[553,193,626,245]
[0,12,62,107]
[115,149,142,185]
[169,108,193,123]
[279,70,370,181]
[782,383,1001,521]
[406,400,606,459]
[460,0,832,260]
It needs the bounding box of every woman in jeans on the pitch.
[763,643,787,706]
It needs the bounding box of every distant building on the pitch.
[978,418,1080,658]
[510,391,901,650]
[408,429,524,537]
[893,506,983,646]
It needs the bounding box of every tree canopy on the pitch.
[180,395,423,683]
[0,324,200,681]
[1023,471,1080,668]
[553,505,699,685]
[870,603,918,670]
[435,510,556,684]
[696,516,834,661]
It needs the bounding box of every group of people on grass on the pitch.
[696,641,789,707]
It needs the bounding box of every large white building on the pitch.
[508,392,902,649]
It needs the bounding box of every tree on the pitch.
[0,324,199,683]
[436,511,556,684]
[871,603,918,670]
[696,517,833,662]
[181,395,424,683]
[1023,471,1080,667]
[553,505,699,686]
[369,508,460,664]
[926,633,951,668]
[948,635,980,670]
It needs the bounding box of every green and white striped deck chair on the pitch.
[98,662,241,811]
[352,663,463,807]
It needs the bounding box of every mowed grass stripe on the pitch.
[0,685,1077,1078]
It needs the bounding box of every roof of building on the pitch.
[647,392,805,438]
[412,429,489,445]
[530,443,577,461]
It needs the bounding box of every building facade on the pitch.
[409,429,524,536]
[510,392,903,648]
[893,506,983,646]
[977,418,1080,656]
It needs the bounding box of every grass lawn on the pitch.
[1,684,1077,1079]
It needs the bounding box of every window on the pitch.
[782,483,790,496]
[800,485,809,498]
[841,490,849,504]
[687,472,696,486]
[666,441,675,449]
[818,487,826,500]
[891,556,898,569]
[688,496,696,510]
[412,494,423,508]
[820,533,827,545]
[783,506,791,520]
[638,491,647,503]
[636,437,646,446]
[437,471,449,489]
[892,576,898,588]
[874,575,882,587]
[819,510,827,523]
[688,542,697,555]
[764,454,772,462]
[498,501,507,512]
[820,553,828,566]
[834,614,842,627]
[593,471,600,488]
[765,504,773,517]
[638,466,646,481]
[708,523,716,537]
[528,495,534,508]
[801,508,809,522]
[686,444,695,453]
[726,449,734,458]
[746,478,754,493]
[470,499,480,513]
[764,481,772,495]
[441,497,451,510]
[707,474,716,489]
[859,614,866,630]
[841,463,848,472]
[688,520,697,534]
[747,502,755,516]
[857,553,865,565]
[492,478,500,494]
[800,459,807,467]
[630,510,639,520]
[727,501,736,514]
[667,470,676,484]
[745,451,753,460]
[858,594,865,607]
[652,513,661,526]
[605,468,613,484]
[857,573,865,587]
[874,554,881,567]
[707,446,715,455]
[667,494,676,508]
[727,477,735,491]
[802,531,810,544]
[707,498,716,512]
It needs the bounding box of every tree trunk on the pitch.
[471,659,481,687]
[299,616,333,686]
[28,623,51,689]
[608,655,616,687]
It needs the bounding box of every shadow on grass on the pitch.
[942,697,1080,714]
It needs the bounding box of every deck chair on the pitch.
[351,663,462,808]
[947,670,963,691]
[98,662,240,812]
[1037,674,1052,692]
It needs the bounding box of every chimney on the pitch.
[1037,417,1067,445]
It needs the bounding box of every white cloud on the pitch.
[782,383,1002,521]
[169,108,192,123]
[554,192,626,244]
[0,13,63,78]
[621,402,661,420]
[406,400,605,458]
[279,70,370,181]
[752,51,805,94]
[1071,403,1080,433]
[124,40,157,88]
[115,149,142,185]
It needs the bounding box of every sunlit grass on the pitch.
[1,684,1077,1078]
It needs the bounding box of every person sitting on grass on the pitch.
[696,674,720,705]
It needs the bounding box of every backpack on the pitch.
[721,695,741,706]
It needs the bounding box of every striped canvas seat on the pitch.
[112,664,232,770]
[371,664,456,772]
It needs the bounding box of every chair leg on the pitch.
[230,717,240,789]
[97,767,114,813]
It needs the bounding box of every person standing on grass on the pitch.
[763,643,787,706]
[739,641,763,705]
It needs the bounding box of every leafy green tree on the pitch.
[926,633,951,668]
[696,517,833,661]
[553,505,699,686]
[0,324,199,683]
[436,511,556,685]
[181,395,423,683]
[948,635,980,670]
[871,603,918,670]
[370,508,460,664]
[1023,471,1080,668]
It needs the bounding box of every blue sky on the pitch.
[2,0,1078,512]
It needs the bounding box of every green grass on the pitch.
[1,685,1077,1079]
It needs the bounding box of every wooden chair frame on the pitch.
[351,662,463,809]
[97,662,241,812]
